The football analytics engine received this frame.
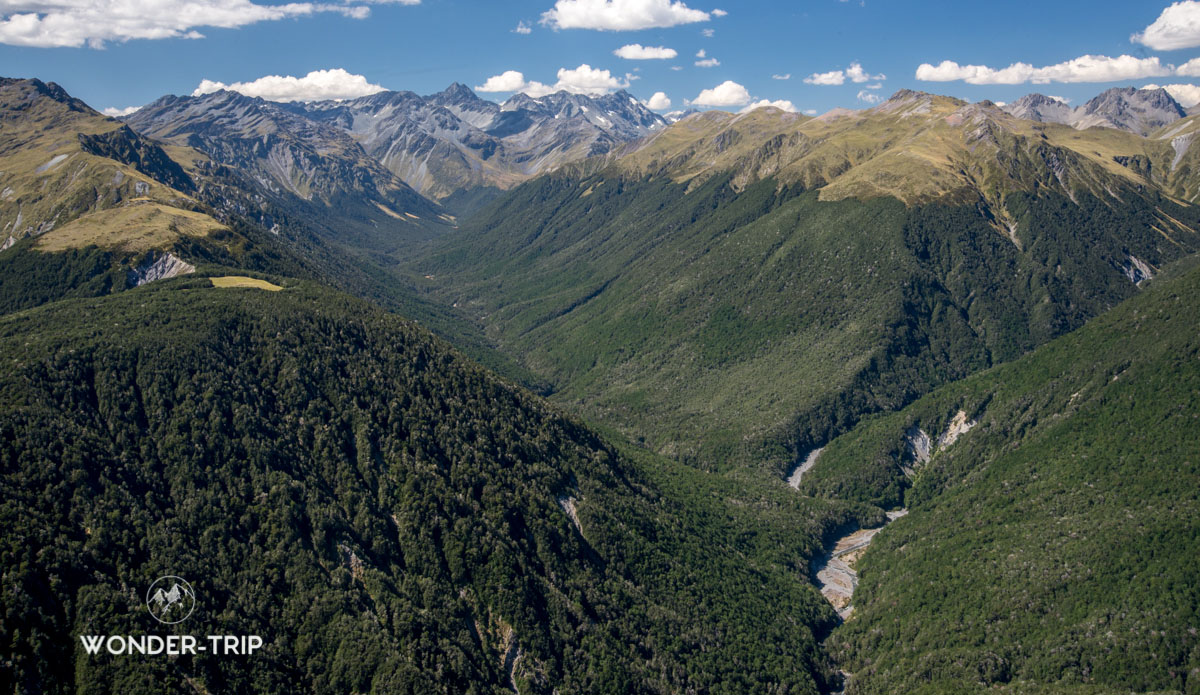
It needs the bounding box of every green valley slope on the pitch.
[415,92,1200,473]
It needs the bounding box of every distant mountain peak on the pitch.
[874,89,965,117]
[1003,86,1184,136]
[281,87,665,199]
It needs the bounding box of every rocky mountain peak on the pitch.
[0,77,94,116]
[1075,86,1185,136]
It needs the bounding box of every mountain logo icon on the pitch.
[145,576,195,624]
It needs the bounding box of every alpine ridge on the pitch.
[1002,86,1186,136]
[287,84,667,205]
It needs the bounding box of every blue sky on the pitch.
[2,0,1199,115]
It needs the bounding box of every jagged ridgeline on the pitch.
[415,90,1200,474]
[0,275,879,694]
[0,78,536,385]
[0,77,319,312]
[808,257,1200,693]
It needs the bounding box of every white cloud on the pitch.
[692,80,751,107]
[476,63,630,97]
[476,70,530,93]
[1045,95,1070,104]
[804,70,845,86]
[739,99,796,113]
[1133,1,1200,50]
[695,57,719,67]
[513,20,532,34]
[772,73,791,80]
[0,0,408,48]
[1177,56,1200,75]
[711,8,726,16]
[1142,82,1200,107]
[844,62,885,83]
[614,43,676,59]
[803,109,817,115]
[103,105,141,117]
[701,27,713,37]
[856,90,882,104]
[695,48,705,57]
[915,55,1171,84]
[540,0,710,30]
[644,91,671,109]
[555,63,630,93]
[192,68,385,102]
[670,65,683,71]
[804,61,884,86]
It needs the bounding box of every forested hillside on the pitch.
[801,258,1200,693]
[0,273,880,694]
[416,168,1200,474]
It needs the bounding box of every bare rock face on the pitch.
[1003,88,1185,136]
[292,84,668,199]
[123,90,447,240]
[127,251,194,286]
[1003,94,1076,124]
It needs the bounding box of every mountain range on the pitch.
[2,75,1199,695]
[1002,86,1186,136]
[287,84,666,206]
[121,84,668,215]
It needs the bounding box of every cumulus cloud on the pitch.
[915,55,1171,84]
[771,73,791,80]
[476,70,529,93]
[556,63,631,93]
[844,62,885,83]
[1133,1,1200,50]
[856,90,882,104]
[711,8,726,16]
[103,105,141,117]
[644,91,671,109]
[701,27,713,37]
[739,99,796,113]
[540,0,710,31]
[804,61,884,86]
[804,70,845,86]
[1177,56,1200,75]
[695,57,719,67]
[803,108,817,115]
[691,80,751,106]
[0,0,411,48]
[614,43,676,59]
[192,68,386,102]
[476,63,630,97]
[1142,82,1200,107]
[513,20,532,34]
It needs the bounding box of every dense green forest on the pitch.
[805,257,1200,693]
[412,171,1200,475]
[0,273,882,694]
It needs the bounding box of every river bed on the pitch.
[814,509,907,619]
